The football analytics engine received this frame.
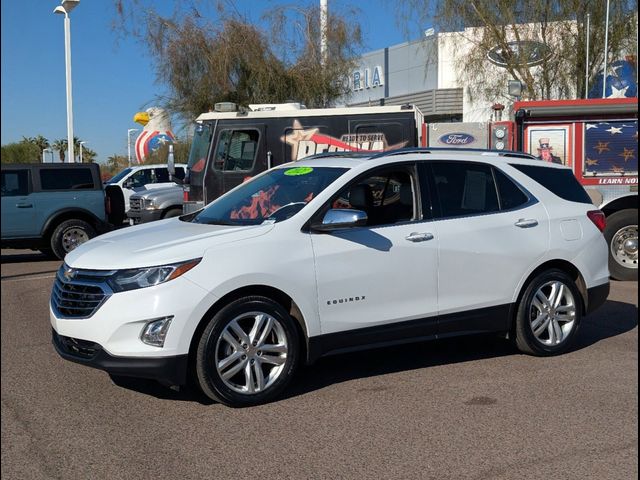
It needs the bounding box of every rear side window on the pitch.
[510,164,592,204]
[493,168,529,210]
[431,162,499,217]
[40,168,95,190]
[1,170,30,196]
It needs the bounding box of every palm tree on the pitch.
[21,135,50,161]
[52,139,67,162]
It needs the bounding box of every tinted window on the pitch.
[213,129,260,172]
[493,168,529,210]
[432,162,499,217]
[331,167,417,227]
[128,169,152,188]
[174,167,186,180]
[154,167,170,183]
[40,168,95,190]
[511,164,592,204]
[1,170,30,196]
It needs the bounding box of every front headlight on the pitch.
[143,198,158,210]
[107,258,201,292]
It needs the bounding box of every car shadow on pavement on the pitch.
[109,298,637,405]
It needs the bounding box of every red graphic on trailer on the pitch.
[281,120,408,161]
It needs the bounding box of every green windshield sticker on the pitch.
[284,167,314,176]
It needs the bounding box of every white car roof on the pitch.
[274,149,569,172]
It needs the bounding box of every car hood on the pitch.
[65,218,275,270]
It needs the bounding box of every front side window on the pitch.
[431,162,499,218]
[330,166,418,227]
[213,129,260,172]
[1,170,30,196]
[40,168,94,190]
[192,166,347,225]
[128,169,152,188]
[106,167,132,184]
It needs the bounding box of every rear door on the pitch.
[427,161,549,334]
[1,167,35,237]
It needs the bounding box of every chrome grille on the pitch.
[51,266,113,319]
[129,197,143,212]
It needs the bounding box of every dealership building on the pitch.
[340,26,572,123]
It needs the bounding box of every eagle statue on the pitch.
[133,107,175,163]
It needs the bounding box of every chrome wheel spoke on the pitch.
[250,314,274,347]
[244,362,255,393]
[533,316,551,337]
[221,356,247,380]
[229,320,250,346]
[551,283,564,308]
[260,343,287,354]
[551,318,563,344]
[555,312,575,322]
[221,330,242,351]
[535,290,550,309]
[259,354,285,366]
[252,362,265,391]
[217,350,243,372]
[531,313,546,331]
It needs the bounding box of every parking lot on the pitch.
[1,249,637,480]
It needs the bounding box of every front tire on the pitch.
[514,269,582,356]
[50,219,96,259]
[604,209,638,281]
[195,296,299,407]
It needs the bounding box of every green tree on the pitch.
[397,0,637,101]
[21,135,50,162]
[113,1,362,120]
[1,142,40,164]
[51,139,68,162]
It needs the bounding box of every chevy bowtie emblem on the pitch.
[63,267,76,281]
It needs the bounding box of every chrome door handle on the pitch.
[405,232,434,242]
[515,218,538,228]
[16,203,33,208]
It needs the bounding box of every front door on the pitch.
[1,168,35,237]
[208,125,266,198]
[310,164,439,343]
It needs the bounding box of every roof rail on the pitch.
[369,147,537,161]
[303,151,375,160]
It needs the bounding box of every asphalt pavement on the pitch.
[1,249,637,480]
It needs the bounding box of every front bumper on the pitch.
[127,209,164,225]
[52,328,188,386]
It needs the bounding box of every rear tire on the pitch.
[604,209,638,281]
[195,296,299,407]
[514,269,582,356]
[50,219,96,260]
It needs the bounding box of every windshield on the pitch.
[106,167,133,184]
[188,122,214,173]
[191,166,348,225]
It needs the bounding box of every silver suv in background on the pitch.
[127,185,183,225]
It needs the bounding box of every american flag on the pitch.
[584,121,638,176]
[135,130,175,164]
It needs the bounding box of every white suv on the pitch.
[51,149,610,407]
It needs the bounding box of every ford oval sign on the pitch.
[439,133,476,146]
[487,41,551,68]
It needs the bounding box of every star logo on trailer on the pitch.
[593,141,611,154]
[618,148,635,162]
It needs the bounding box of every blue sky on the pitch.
[1,1,423,164]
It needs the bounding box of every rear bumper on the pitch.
[52,328,188,386]
[586,282,610,315]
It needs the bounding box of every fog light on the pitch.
[140,316,173,347]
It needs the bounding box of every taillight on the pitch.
[183,185,190,202]
[587,210,606,232]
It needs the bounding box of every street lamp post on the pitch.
[79,141,87,163]
[54,0,80,163]
[127,129,139,167]
[42,148,53,163]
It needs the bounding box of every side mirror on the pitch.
[311,209,368,232]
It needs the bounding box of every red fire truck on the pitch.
[425,98,638,280]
